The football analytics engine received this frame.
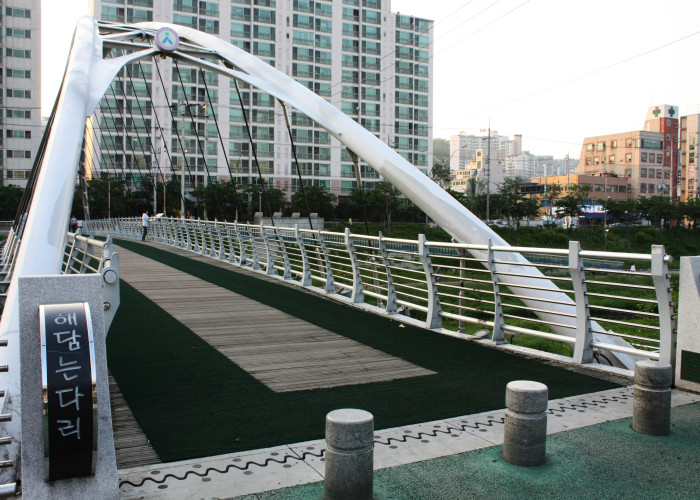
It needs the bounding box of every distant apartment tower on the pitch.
[578,105,679,200]
[679,113,699,202]
[2,1,42,187]
[449,131,516,172]
[89,0,433,198]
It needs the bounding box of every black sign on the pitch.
[40,302,97,481]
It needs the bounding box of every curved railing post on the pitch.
[651,245,675,367]
[378,232,397,314]
[317,232,334,293]
[569,241,593,363]
[418,234,442,329]
[262,227,276,276]
[487,239,505,343]
[346,228,364,304]
[295,226,312,286]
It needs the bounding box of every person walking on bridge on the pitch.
[142,210,150,241]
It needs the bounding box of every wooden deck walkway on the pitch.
[115,245,435,393]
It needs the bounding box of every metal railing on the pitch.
[89,217,676,371]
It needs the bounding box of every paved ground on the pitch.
[236,400,700,500]
[117,388,700,499]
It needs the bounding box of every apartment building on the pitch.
[2,0,42,187]
[89,0,433,198]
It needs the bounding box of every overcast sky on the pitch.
[43,0,700,158]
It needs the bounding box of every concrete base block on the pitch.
[18,275,119,499]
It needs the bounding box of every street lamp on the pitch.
[480,123,492,223]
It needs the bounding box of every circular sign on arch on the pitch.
[155,27,179,52]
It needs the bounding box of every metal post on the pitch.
[568,241,593,363]
[651,245,675,367]
[418,234,442,329]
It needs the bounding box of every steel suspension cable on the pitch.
[124,62,167,197]
[173,60,223,218]
[198,67,244,220]
[137,60,183,212]
[279,100,314,231]
[154,56,195,215]
[233,79,276,226]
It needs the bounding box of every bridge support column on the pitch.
[324,409,373,500]
[503,380,548,467]
[633,360,672,436]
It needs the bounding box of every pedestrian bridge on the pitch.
[0,15,689,498]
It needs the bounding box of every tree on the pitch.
[430,160,452,189]
[290,185,337,219]
[541,183,563,222]
[680,196,700,229]
[497,178,525,228]
[432,138,450,165]
[0,185,24,220]
[366,180,400,231]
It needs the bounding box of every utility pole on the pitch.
[486,121,491,223]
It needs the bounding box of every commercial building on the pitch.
[2,1,42,187]
[89,0,434,198]
[577,105,680,200]
[679,113,699,202]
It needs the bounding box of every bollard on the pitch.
[324,409,374,500]
[503,380,548,467]
[632,360,672,436]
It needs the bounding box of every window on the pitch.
[7,109,31,119]
[6,48,31,58]
[596,142,605,151]
[664,170,670,179]
[7,89,31,98]
[7,130,31,139]
[657,170,663,179]
[640,183,647,193]
[7,28,32,38]
[648,184,655,194]
[626,153,632,162]
[6,7,31,18]
[625,169,632,177]
[586,143,594,151]
[657,154,663,163]
[640,168,647,177]
[641,153,647,162]
[609,155,615,163]
[7,150,31,159]
[626,138,634,147]
[649,168,655,178]
[611,140,617,148]
[6,69,31,79]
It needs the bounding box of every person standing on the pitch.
[142,211,150,241]
[76,219,84,235]
[70,215,78,233]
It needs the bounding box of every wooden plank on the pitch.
[109,373,160,469]
[116,245,435,393]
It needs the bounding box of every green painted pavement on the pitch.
[239,402,700,500]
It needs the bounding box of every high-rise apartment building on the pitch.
[2,1,42,187]
[89,0,433,199]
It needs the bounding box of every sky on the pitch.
[42,0,700,159]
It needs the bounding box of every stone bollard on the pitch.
[324,409,374,500]
[633,360,672,436]
[503,380,548,467]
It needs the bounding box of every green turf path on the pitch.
[108,240,620,462]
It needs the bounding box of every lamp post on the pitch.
[480,122,492,223]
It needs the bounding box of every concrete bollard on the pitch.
[633,360,672,436]
[503,380,548,467]
[324,409,374,500]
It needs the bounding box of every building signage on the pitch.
[155,27,179,52]
[40,302,97,481]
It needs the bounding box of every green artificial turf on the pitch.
[108,240,621,463]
